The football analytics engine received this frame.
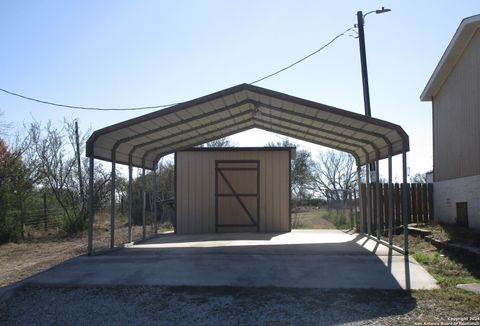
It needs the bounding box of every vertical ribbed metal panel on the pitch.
[433,29,480,181]
[176,150,290,233]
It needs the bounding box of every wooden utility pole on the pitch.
[75,120,86,220]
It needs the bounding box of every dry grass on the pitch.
[389,230,480,318]
[0,217,172,288]
[292,208,345,229]
[416,222,480,246]
[0,237,85,287]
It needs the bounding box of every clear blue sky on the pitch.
[0,1,478,179]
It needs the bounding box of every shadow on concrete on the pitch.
[119,234,376,256]
[19,230,438,292]
[131,231,283,245]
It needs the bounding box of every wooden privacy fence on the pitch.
[359,183,433,233]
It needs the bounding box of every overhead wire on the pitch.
[0,88,179,111]
[0,26,352,112]
[249,27,352,85]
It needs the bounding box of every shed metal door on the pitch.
[215,160,260,232]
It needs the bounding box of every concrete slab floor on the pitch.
[456,283,480,294]
[23,230,438,290]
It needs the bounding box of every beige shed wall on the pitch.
[176,150,291,234]
[433,29,480,181]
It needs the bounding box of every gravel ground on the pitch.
[2,285,473,326]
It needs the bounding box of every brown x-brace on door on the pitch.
[215,160,260,232]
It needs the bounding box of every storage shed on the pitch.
[175,147,293,234]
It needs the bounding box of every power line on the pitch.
[250,27,352,85]
[0,26,352,111]
[0,88,179,111]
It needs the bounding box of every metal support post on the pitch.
[153,163,158,235]
[142,165,146,240]
[87,156,94,256]
[402,152,409,254]
[128,158,133,243]
[375,162,381,239]
[357,166,364,233]
[348,191,355,230]
[110,153,116,249]
[365,164,372,236]
[388,154,394,245]
[353,188,358,230]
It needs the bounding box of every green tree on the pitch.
[265,138,315,227]
[291,149,315,202]
[265,138,315,201]
[0,138,31,242]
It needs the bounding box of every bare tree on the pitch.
[265,138,296,148]
[202,137,235,148]
[313,150,357,206]
[0,110,12,137]
[411,173,427,183]
[27,119,111,230]
[29,121,78,219]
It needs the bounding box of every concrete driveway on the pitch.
[24,230,438,289]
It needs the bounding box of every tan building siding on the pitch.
[433,29,480,182]
[176,149,291,234]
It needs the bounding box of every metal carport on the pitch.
[86,83,410,256]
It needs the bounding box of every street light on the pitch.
[356,7,390,173]
[356,7,391,239]
[356,7,391,118]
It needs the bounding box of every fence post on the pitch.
[383,183,388,233]
[421,183,427,223]
[428,183,434,221]
[360,183,367,233]
[410,183,416,224]
[43,192,48,231]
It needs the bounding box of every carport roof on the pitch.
[86,83,409,169]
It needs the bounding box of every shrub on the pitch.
[61,213,86,235]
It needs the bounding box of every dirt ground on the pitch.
[0,225,146,287]
[293,209,337,229]
[418,222,480,246]
[0,211,333,288]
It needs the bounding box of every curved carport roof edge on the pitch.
[86,83,409,169]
